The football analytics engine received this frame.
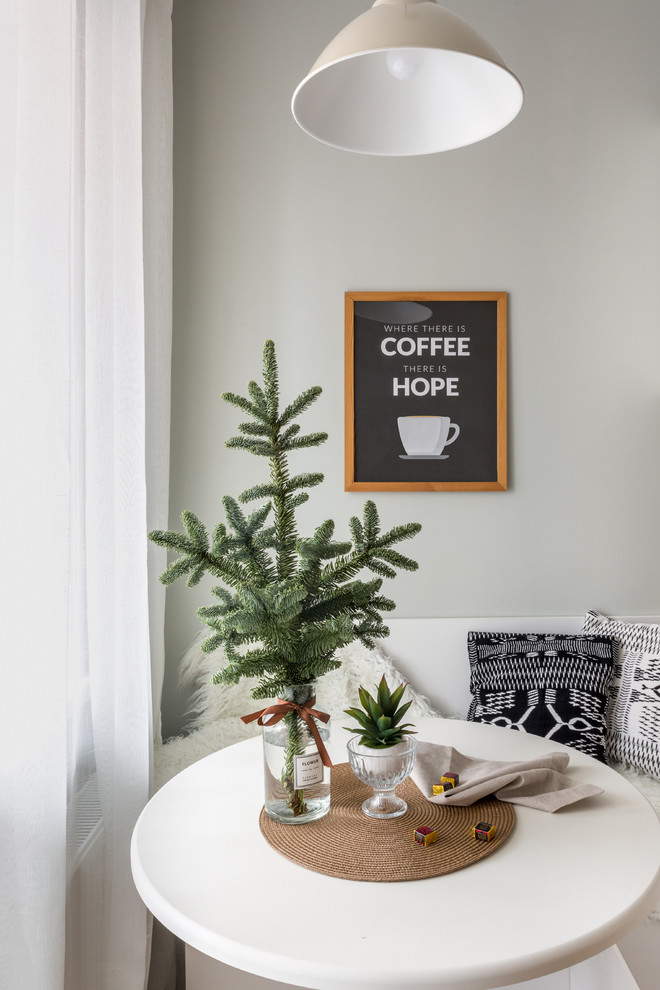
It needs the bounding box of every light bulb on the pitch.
[386,49,423,81]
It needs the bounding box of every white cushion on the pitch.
[582,611,660,779]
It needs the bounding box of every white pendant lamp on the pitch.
[291,0,523,156]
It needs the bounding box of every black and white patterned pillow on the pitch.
[467,632,616,762]
[581,611,660,779]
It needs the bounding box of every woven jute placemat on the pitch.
[259,761,515,882]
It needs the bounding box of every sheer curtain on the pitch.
[0,1,172,988]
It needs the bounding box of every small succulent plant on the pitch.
[344,675,417,749]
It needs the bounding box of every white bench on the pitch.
[378,614,660,721]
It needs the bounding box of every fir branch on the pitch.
[319,503,421,587]
[197,553,259,590]
[249,677,291,701]
[298,616,355,660]
[270,582,307,621]
[223,609,268,637]
[363,500,380,543]
[317,548,371,588]
[148,529,196,554]
[289,493,309,509]
[187,563,207,587]
[239,483,278,503]
[280,424,301,443]
[211,522,228,552]
[286,472,324,493]
[196,602,225,622]
[253,527,277,549]
[298,654,342,680]
[222,495,254,537]
[279,385,323,428]
[298,526,352,565]
[363,559,397,579]
[225,436,276,457]
[158,555,202,586]
[209,585,235,607]
[354,622,391,648]
[262,339,279,420]
[282,432,328,451]
[298,518,334,549]
[369,594,396,612]
[235,582,268,615]
[300,578,383,626]
[237,422,272,437]
[348,514,364,548]
[297,519,349,591]
[269,445,298,579]
[375,521,423,550]
[201,632,224,655]
[247,380,268,418]
[221,391,267,422]
[182,510,209,551]
[246,503,272,533]
[212,650,272,685]
[375,547,420,570]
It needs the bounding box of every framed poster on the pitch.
[345,291,507,492]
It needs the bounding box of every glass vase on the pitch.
[262,682,331,824]
[346,736,417,819]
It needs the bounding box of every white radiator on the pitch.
[65,774,105,989]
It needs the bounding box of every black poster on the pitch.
[345,293,507,492]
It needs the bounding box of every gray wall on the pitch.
[164,0,660,737]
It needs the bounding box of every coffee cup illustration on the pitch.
[397,416,460,458]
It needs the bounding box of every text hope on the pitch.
[393,376,459,396]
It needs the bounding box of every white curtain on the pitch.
[0,1,172,988]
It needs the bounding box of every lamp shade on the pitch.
[291,0,523,156]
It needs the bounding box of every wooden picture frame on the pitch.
[345,291,507,492]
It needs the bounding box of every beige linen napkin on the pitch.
[411,742,603,812]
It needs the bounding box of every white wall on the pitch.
[164,0,660,736]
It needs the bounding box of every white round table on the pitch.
[131,718,660,990]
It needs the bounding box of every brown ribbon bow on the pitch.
[241,697,333,768]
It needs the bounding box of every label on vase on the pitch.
[294,752,324,788]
